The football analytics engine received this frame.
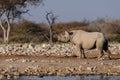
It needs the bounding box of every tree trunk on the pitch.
[49,26,53,44]
[0,18,10,43]
[6,17,11,43]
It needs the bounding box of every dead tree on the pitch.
[46,12,57,44]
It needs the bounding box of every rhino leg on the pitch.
[104,50,111,60]
[103,42,111,60]
[82,50,86,58]
[76,44,86,59]
[75,44,82,58]
[98,49,104,59]
[96,40,104,59]
[76,45,81,58]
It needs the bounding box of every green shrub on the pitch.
[106,34,120,43]
[10,19,49,43]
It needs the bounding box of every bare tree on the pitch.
[46,12,57,44]
[0,0,43,43]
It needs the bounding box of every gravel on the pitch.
[0,43,120,56]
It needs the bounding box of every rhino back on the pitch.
[71,31,105,50]
[70,30,85,44]
[82,32,105,49]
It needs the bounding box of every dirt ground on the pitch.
[0,53,120,79]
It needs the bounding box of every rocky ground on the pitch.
[0,43,120,79]
[0,43,120,56]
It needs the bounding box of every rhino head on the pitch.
[57,31,70,42]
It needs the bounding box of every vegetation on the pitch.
[0,1,119,44]
[0,18,120,43]
[0,0,43,43]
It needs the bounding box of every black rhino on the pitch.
[57,30,111,59]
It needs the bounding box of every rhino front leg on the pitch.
[105,50,111,60]
[78,44,86,59]
[82,50,86,58]
[76,44,85,58]
[74,44,81,58]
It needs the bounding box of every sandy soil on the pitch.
[0,52,120,79]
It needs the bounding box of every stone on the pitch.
[42,43,47,48]
[13,75,19,80]
[100,62,104,65]
[0,43,119,57]
[78,66,82,71]
[22,44,28,49]
[87,67,92,71]
[0,74,4,79]
[22,59,27,63]
[13,72,19,76]
[29,43,35,49]
[6,74,11,79]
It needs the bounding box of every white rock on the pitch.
[87,67,92,71]
[29,43,35,49]
[42,43,46,48]
[22,59,27,63]
[0,74,4,79]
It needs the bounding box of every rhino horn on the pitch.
[64,31,69,37]
[64,31,70,42]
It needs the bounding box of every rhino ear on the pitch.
[69,32,73,35]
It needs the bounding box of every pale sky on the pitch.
[23,0,120,23]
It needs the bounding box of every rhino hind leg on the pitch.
[96,39,105,59]
[104,49,111,60]
[98,49,104,59]
[102,41,111,60]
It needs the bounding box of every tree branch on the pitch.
[0,18,5,32]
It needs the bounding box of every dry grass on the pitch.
[0,18,120,43]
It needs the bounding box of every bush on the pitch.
[88,18,120,33]
[107,34,120,43]
[10,19,49,43]
[53,21,89,32]
[0,18,120,43]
